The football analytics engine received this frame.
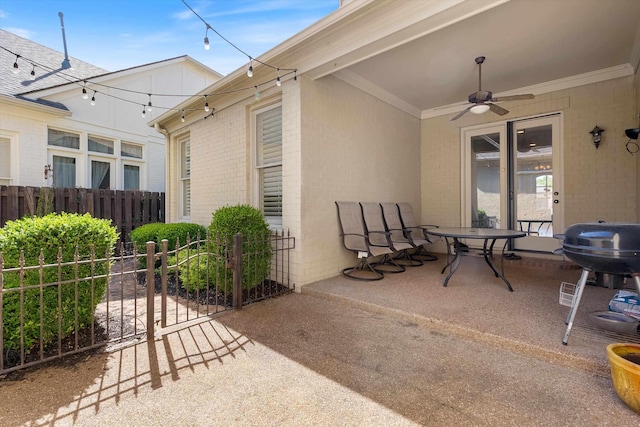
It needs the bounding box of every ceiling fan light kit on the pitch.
[470,104,490,114]
[451,56,534,121]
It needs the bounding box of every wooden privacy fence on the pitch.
[0,186,165,244]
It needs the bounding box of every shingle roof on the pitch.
[0,29,108,108]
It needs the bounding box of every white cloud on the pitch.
[2,26,33,39]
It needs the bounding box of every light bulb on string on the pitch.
[181,110,185,123]
[82,82,88,99]
[247,58,253,77]
[91,91,96,106]
[147,94,153,112]
[30,65,36,80]
[204,95,209,112]
[254,86,260,100]
[276,68,281,87]
[204,26,210,50]
[142,105,146,118]
[12,55,19,74]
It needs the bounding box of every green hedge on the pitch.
[0,213,118,352]
[179,205,272,293]
[130,222,206,267]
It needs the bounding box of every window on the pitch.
[124,165,140,190]
[91,160,111,189]
[52,155,76,187]
[0,136,11,185]
[179,136,190,218]
[88,135,114,154]
[255,104,283,228]
[121,142,143,159]
[48,129,79,149]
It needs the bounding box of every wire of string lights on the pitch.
[180,0,297,80]
[2,44,295,120]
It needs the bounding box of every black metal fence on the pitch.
[0,230,295,375]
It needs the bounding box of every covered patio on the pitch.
[304,253,640,367]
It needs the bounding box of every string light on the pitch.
[12,54,19,74]
[181,110,185,122]
[204,95,209,112]
[2,44,297,123]
[181,0,296,82]
[30,65,36,80]
[204,25,210,51]
[276,68,281,87]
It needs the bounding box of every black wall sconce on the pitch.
[625,127,639,155]
[589,125,604,149]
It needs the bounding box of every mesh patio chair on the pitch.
[360,202,409,273]
[380,202,424,267]
[397,202,438,261]
[335,201,394,280]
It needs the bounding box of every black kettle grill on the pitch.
[559,223,640,344]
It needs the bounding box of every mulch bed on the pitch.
[137,270,292,307]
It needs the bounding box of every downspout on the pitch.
[154,123,171,223]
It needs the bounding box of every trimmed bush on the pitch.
[0,213,118,352]
[130,222,206,267]
[179,205,272,294]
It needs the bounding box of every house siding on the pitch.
[421,75,638,253]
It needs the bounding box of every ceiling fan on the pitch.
[450,56,534,121]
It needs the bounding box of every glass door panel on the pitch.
[512,115,562,252]
[471,132,501,229]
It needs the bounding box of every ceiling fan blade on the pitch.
[450,106,472,121]
[489,103,509,116]
[490,94,534,102]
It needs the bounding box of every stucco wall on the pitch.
[298,75,421,284]
[421,75,638,252]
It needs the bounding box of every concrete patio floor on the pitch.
[1,252,639,426]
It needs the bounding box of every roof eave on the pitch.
[0,95,72,117]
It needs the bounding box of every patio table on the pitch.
[425,227,526,291]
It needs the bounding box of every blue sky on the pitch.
[0,0,338,75]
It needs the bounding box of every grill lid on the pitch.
[561,223,640,274]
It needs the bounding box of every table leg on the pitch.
[441,237,462,287]
[562,268,591,345]
[440,236,454,274]
[483,238,514,292]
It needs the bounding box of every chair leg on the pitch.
[394,250,424,267]
[411,245,438,262]
[372,254,406,274]
[342,258,385,281]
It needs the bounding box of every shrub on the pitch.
[130,222,206,267]
[0,213,118,352]
[179,205,272,294]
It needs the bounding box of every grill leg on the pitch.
[562,268,591,345]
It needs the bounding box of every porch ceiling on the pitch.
[306,0,640,119]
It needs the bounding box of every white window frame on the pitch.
[251,101,283,229]
[49,151,82,188]
[0,131,19,185]
[88,155,116,189]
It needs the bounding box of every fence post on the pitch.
[146,241,156,338]
[232,233,243,309]
[161,239,168,328]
